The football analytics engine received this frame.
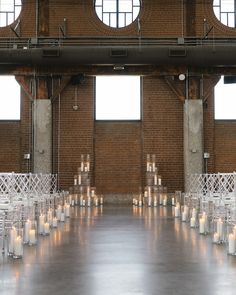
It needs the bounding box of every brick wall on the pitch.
[0,121,20,172]
[0,1,236,194]
[214,122,236,172]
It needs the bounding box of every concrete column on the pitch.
[33,99,52,173]
[184,100,203,191]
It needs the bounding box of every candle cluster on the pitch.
[7,192,72,260]
[173,193,236,257]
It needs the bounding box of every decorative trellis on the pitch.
[187,173,236,195]
[0,173,57,197]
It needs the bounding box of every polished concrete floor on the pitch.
[1,206,236,295]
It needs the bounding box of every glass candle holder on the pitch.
[212,217,225,244]
[199,212,209,235]
[190,207,198,228]
[8,226,17,256]
[29,220,37,246]
[174,203,181,218]
[23,219,31,244]
[13,228,23,259]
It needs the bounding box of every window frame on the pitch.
[0,0,22,28]
[94,0,141,29]
[213,0,236,28]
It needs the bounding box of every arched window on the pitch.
[213,0,236,27]
[94,0,141,28]
[0,0,22,28]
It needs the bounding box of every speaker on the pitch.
[70,74,85,85]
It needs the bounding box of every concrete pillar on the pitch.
[33,99,52,173]
[184,100,203,191]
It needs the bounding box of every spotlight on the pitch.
[178,74,186,81]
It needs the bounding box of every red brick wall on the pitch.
[143,76,184,192]
[95,122,142,194]
[0,121,21,172]
[214,122,236,172]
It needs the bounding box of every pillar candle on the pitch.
[153,196,157,207]
[213,232,220,243]
[182,211,187,222]
[154,174,157,186]
[52,217,58,228]
[74,177,78,186]
[44,222,50,235]
[146,161,150,171]
[56,206,62,220]
[64,204,70,217]
[174,204,180,217]
[190,217,196,228]
[171,197,175,206]
[87,186,90,197]
[217,218,223,239]
[100,197,103,205]
[29,229,36,245]
[159,194,163,205]
[39,214,45,234]
[87,161,90,172]
[82,199,86,206]
[138,200,142,207]
[199,218,205,234]
[87,197,91,207]
[152,162,155,172]
[24,220,31,243]
[148,196,152,207]
[91,190,95,197]
[95,198,98,206]
[78,174,81,185]
[192,208,197,219]
[80,196,83,206]
[163,197,167,206]
[47,209,53,226]
[9,227,17,254]
[148,186,151,197]
[228,233,236,254]
[158,177,161,186]
[14,236,23,257]
[81,161,84,172]
[60,212,65,222]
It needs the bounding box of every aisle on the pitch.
[1,206,236,295]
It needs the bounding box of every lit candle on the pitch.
[158,177,162,186]
[146,161,150,171]
[152,162,155,172]
[87,161,90,172]
[182,211,187,222]
[39,214,45,234]
[159,193,163,205]
[199,218,205,234]
[82,199,86,206]
[87,186,90,197]
[81,161,84,172]
[80,196,83,206]
[74,176,78,186]
[153,196,157,207]
[171,197,175,206]
[148,186,151,197]
[29,229,36,245]
[217,218,223,240]
[14,236,23,258]
[192,208,197,218]
[78,174,81,185]
[52,217,58,228]
[148,196,152,207]
[60,212,65,222]
[64,203,70,217]
[154,174,157,186]
[95,198,98,206]
[9,227,17,254]
[100,196,103,205]
[24,219,31,243]
[228,234,236,254]
[56,206,62,220]
[213,232,220,243]
[91,190,95,197]
[163,197,167,206]
[190,217,196,228]
[47,209,53,226]
[87,197,91,207]
[44,222,50,235]
[174,203,180,217]
[138,200,142,207]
